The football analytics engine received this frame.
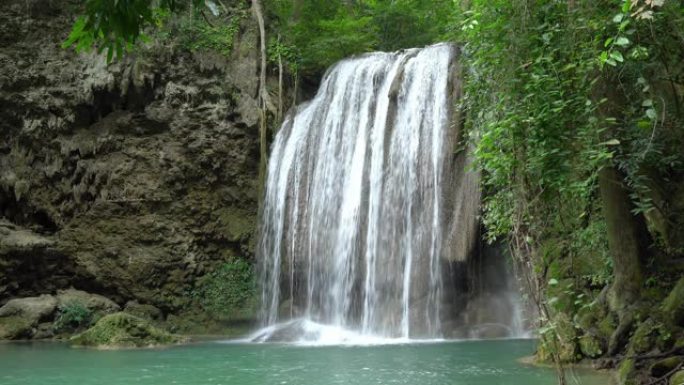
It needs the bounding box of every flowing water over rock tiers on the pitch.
[256,44,523,343]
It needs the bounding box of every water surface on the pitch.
[0,339,607,385]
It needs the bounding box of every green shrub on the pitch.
[194,259,256,321]
[54,301,93,332]
[175,11,244,56]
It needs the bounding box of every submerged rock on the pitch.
[71,312,186,348]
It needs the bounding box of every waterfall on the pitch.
[254,43,525,343]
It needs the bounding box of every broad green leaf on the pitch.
[616,37,630,47]
[601,139,621,146]
[610,51,624,62]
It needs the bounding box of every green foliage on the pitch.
[54,301,93,332]
[194,259,256,320]
[265,0,455,74]
[455,0,683,272]
[268,38,300,73]
[572,220,613,287]
[453,0,684,362]
[175,10,245,55]
[63,0,206,61]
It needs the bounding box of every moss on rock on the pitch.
[618,358,637,385]
[123,301,163,321]
[663,278,684,327]
[0,316,33,339]
[536,313,579,363]
[71,312,186,348]
[629,318,657,354]
[598,313,618,341]
[650,356,684,377]
[579,333,605,358]
[671,370,684,385]
[0,295,58,339]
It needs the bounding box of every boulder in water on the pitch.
[71,312,186,348]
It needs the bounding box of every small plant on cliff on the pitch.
[194,259,256,321]
[54,301,93,332]
[175,7,246,56]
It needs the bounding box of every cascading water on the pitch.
[253,43,527,344]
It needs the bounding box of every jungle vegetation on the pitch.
[64,1,684,383]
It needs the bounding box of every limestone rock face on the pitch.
[0,221,74,301]
[0,0,262,329]
[0,294,57,321]
[123,301,163,321]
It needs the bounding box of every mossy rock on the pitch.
[618,358,636,385]
[629,318,657,354]
[56,289,120,315]
[536,314,579,363]
[0,316,33,339]
[650,356,684,377]
[598,313,618,340]
[123,301,163,321]
[0,295,57,324]
[671,370,684,385]
[676,335,684,349]
[71,312,186,348]
[579,333,605,358]
[663,278,684,326]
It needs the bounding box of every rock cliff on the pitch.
[0,0,263,336]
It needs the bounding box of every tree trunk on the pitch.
[598,165,644,312]
[251,0,272,195]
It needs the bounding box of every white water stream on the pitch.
[255,44,527,344]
